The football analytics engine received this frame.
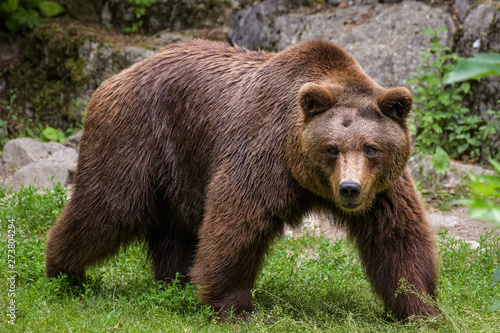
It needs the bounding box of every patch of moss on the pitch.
[11,21,99,128]
[65,57,88,86]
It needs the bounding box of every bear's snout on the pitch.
[339,181,361,200]
[338,181,363,211]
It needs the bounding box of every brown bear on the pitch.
[45,39,438,321]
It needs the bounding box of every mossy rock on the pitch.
[11,22,100,127]
[10,21,154,128]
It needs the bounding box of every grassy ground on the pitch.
[1,185,499,332]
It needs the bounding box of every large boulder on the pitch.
[4,155,77,190]
[454,3,500,120]
[1,138,67,172]
[408,154,494,190]
[10,21,154,128]
[454,0,477,20]
[328,0,402,5]
[228,0,309,51]
[230,1,455,88]
[63,129,83,152]
[1,138,77,190]
[145,30,194,52]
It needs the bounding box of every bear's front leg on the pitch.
[347,171,438,320]
[190,200,283,321]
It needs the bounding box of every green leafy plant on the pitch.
[432,146,451,175]
[444,53,500,160]
[0,0,65,32]
[444,53,500,84]
[40,125,67,143]
[408,28,489,166]
[124,0,157,34]
[459,159,500,223]
[73,98,87,126]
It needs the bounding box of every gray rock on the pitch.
[427,212,462,228]
[147,30,194,52]
[230,1,455,88]
[119,46,155,66]
[229,0,309,51]
[454,0,476,20]
[408,154,494,190]
[4,158,76,190]
[64,130,84,152]
[1,138,67,173]
[47,147,79,166]
[78,40,154,107]
[454,3,500,121]
[1,138,78,189]
[453,2,500,161]
[455,3,500,60]
[329,0,395,4]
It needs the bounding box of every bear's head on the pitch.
[296,82,413,213]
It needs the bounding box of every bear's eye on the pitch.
[364,146,377,157]
[326,146,339,158]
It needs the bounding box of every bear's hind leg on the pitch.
[46,201,135,279]
[146,225,198,284]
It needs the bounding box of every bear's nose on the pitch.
[339,182,361,199]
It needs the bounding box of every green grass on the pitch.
[1,185,499,332]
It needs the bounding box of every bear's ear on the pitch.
[298,83,337,120]
[377,87,413,123]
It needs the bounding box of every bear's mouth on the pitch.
[341,202,362,211]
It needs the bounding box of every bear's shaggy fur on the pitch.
[46,40,437,320]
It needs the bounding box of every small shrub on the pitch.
[124,0,157,34]
[407,28,486,163]
[445,53,500,161]
[40,126,67,143]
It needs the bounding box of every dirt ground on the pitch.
[427,204,498,242]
